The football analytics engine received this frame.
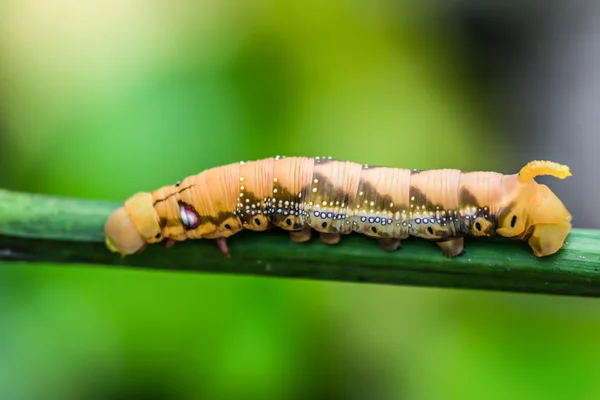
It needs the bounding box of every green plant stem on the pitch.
[0,189,599,297]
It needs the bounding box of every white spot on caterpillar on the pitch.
[314,178,319,183]
[240,193,244,197]
[240,161,245,165]
[370,201,374,206]
[390,202,394,207]
[312,188,317,193]
[240,177,244,181]
[180,205,199,228]
[240,186,245,190]
[359,191,364,196]
[273,189,278,193]
[411,196,415,201]
[180,206,189,226]
[322,201,327,206]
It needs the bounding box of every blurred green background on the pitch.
[1,1,599,399]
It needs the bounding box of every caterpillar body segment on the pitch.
[104,157,572,258]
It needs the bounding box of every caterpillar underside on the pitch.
[104,157,572,258]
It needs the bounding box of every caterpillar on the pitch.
[104,157,572,258]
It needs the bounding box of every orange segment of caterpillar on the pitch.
[104,157,572,258]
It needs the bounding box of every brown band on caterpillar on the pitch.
[354,165,409,239]
[238,159,273,231]
[271,157,311,231]
[408,169,461,240]
[458,187,478,209]
[458,185,496,237]
[104,157,572,258]
[308,159,361,235]
[331,161,364,235]
[197,163,243,240]
[457,171,502,237]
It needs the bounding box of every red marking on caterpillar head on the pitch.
[178,201,200,229]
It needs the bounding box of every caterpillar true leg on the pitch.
[320,232,341,245]
[378,238,401,251]
[290,228,312,243]
[216,238,231,258]
[164,239,176,249]
[436,237,465,258]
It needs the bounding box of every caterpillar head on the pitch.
[496,161,572,257]
[105,193,160,256]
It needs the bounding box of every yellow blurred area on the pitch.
[1,1,599,399]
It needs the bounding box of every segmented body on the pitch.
[146,156,503,244]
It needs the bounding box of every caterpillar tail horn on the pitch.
[518,160,572,182]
